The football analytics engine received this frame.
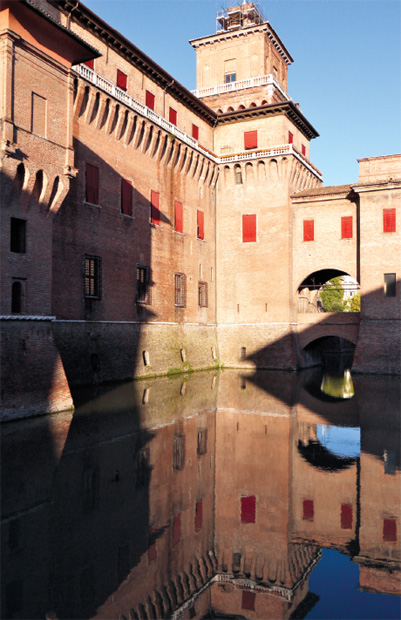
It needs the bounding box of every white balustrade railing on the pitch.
[73,64,322,180]
[191,74,290,101]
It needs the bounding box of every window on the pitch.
[136,265,150,304]
[146,90,155,110]
[341,504,353,529]
[116,69,127,91]
[225,72,236,83]
[174,272,186,307]
[244,130,258,150]
[11,281,24,313]
[31,92,46,137]
[172,513,181,545]
[173,434,186,470]
[121,178,132,216]
[288,131,293,144]
[383,208,396,233]
[84,255,102,299]
[303,499,314,521]
[169,107,177,126]
[242,591,256,611]
[384,273,396,297]
[197,429,207,455]
[241,495,256,524]
[84,59,94,69]
[198,281,208,308]
[135,448,150,488]
[303,219,314,242]
[195,500,203,532]
[10,218,26,253]
[192,124,199,140]
[197,210,204,240]
[235,167,243,184]
[242,214,256,242]
[302,144,306,156]
[174,200,183,233]
[383,519,397,542]
[150,190,160,225]
[85,163,99,205]
[341,216,353,239]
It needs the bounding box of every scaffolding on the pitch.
[216,1,265,32]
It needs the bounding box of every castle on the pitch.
[1,0,400,419]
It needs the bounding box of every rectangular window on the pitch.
[146,90,155,110]
[241,495,256,524]
[84,59,94,69]
[136,265,150,304]
[150,190,160,225]
[303,499,314,521]
[301,144,306,156]
[198,281,208,308]
[341,504,353,529]
[172,512,181,545]
[244,130,258,150]
[303,219,314,242]
[288,131,293,144]
[242,591,256,611]
[195,500,203,532]
[384,273,396,297]
[174,200,183,233]
[31,92,46,137]
[10,218,26,253]
[225,72,236,83]
[84,255,102,299]
[341,216,353,239]
[383,519,397,542]
[173,434,186,470]
[197,429,207,455]
[383,208,396,233]
[197,210,204,239]
[85,163,99,205]
[116,69,127,91]
[192,124,199,140]
[242,214,256,242]
[121,178,132,216]
[174,272,186,307]
[169,107,177,126]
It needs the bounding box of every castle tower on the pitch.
[191,4,323,369]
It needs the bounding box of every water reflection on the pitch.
[1,369,400,619]
[321,369,355,399]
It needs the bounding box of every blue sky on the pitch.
[83,0,400,186]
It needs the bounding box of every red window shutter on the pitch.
[383,519,397,542]
[195,500,203,532]
[303,219,314,241]
[151,190,160,225]
[85,163,99,205]
[174,200,183,233]
[341,216,353,239]
[197,210,204,239]
[146,90,155,110]
[121,179,132,216]
[244,130,258,150]
[192,124,199,140]
[242,214,256,242]
[84,59,94,69]
[383,208,396,233]
[302,144,306,156]
[303,499,314,521]
[341,504,353,529]
[169,107,177,126]
[242,591,256,611]
[173,512,181,545]
[117,69,127,91]
[288,131,293,144]
[241,495,256,523]
[148,528,157,563]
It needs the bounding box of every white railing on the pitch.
[74,65,322,180]
[191,74,290,101]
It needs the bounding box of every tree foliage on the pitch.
[319,277,347,312]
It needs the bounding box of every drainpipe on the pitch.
[66,2,79,29]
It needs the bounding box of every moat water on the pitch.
[2,367,400,620]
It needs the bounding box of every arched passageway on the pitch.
[297,269,359,314]
[302,336,356,369]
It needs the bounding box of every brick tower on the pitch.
[191,3,323,368]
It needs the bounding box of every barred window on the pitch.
[198,281,208,308]
[197,429,207,456]
[174,273,186,307]
[136,265,150,304]
[84,255,102,299]
[173,435,186,471]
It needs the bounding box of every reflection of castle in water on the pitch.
[2,370,400,619]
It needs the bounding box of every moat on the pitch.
[2,368,400,619]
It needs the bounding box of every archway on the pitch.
[297,269,359,314]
